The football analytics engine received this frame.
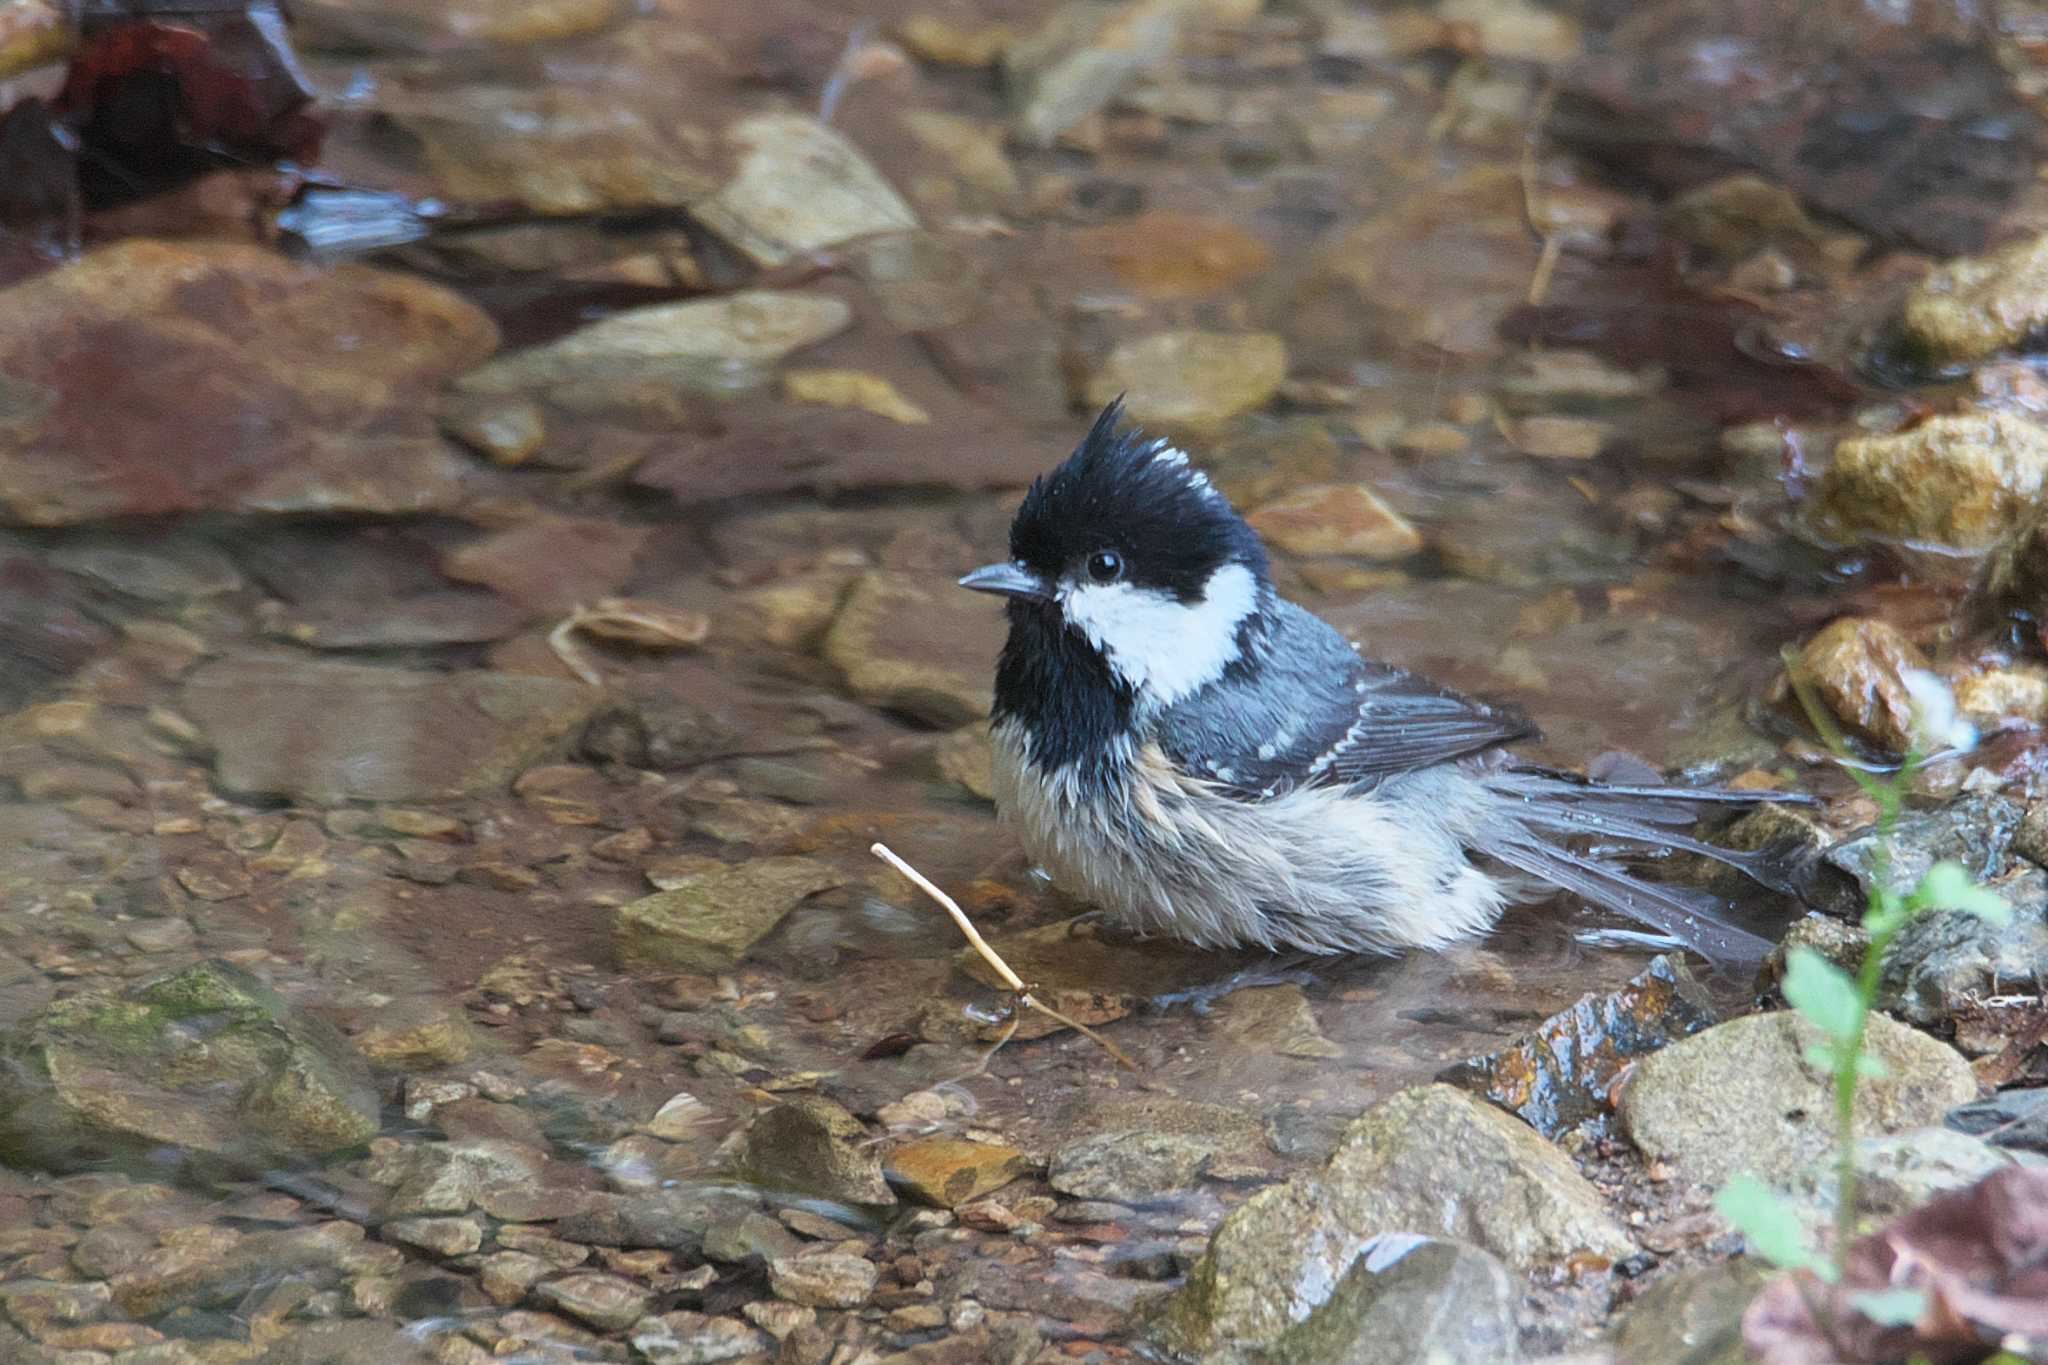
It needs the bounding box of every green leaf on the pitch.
[1911,861,2011,925]
[1849,1287,1928,1327]
[1714,1175,1825,1275]
[1783,947,1863,1043]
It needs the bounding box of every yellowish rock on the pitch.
[1071,213,1270,298]
[885,1138,1033,1207]
[1789,617,1929,753]
[782,369,931,425]
[1248,483,1423,560]
[1085,331,1287,427]
[1952,666,2048,729]
[1900,231,2048,368]
[1818,412,2048,551]
[1509,415,1611,461]
[897,14,1017,66]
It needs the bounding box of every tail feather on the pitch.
[1479,834,1775,963]
[1473,766,1805,962]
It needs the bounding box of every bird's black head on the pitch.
[961,402,1273,768]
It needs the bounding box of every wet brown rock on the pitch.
[1438,955,1717,1140]
[379,85,722,214]
[735,1095,895,1206]
[479,1250,552,1306]
[1006,0,1198,147]
[694,114,917,268]
[1952,664,2048,730]
[1899,231,2048,369]
[1788,617,1929,753]
[442,396,547,466]
[898,14,1017,66]
[899,112,1021,207]
[181,658,604,804]
[1508,415,1612,461]
[0,241,497,524]
[1816,412,2048,551]
[1619,1011,1978,1185]
[823,570,1003,726]
[886,1138,1033,1208]
[442,517,649,613]
[534,1271,651,1331]
[459,291,851,403]
[1070,213,1270,298]
[1247,484,1423,561]
[614,857,842,973]
[934,724,994,800]
[767,1250,879,1308]
[1084,331,1287,427]
[0,1279,109,1337]
[0,960,378,1172]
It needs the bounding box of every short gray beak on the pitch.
[959,561,1051,602]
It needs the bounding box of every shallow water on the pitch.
[0,0,2021,1358]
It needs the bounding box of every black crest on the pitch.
[1008,401,1267,602]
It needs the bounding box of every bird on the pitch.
[958,401,1801,962]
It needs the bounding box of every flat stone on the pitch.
[294,0,633,53]
[1070,212,1270,299]
[693,114,917,268]
[1817,412,2048,551]
[1247,484,1422,561]
[0,959,378,1172]
[1620,1011,1979,1185]
[1263,1236,1519,1365]
[735,1095,895,1206]
[1084,330,1288,427]
[0,1279,110,1337]
[479,1250,553,1306]
[181,658,603,804]
[459,290,852,401]
[631,1311,769,1364]
[442,517,649,613]
[1438,955,1718,1140]
[767,1251,878,1308]
[822,570,1002,726]
[1898,230,2048,368]
[614,857,842,973]
[533,1271,651,1332]
[886,1138,1033,1207]
[383,1216,483,1257]
[1210,985,1344,1060]
[0,241,496,524]
[48,533,242,601]
[1048,1131,1220,1200]
[378,84,723,214]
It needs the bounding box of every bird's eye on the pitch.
[1086,550,1123,583]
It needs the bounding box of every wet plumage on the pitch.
[962,402,1798,960]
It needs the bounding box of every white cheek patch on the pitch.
[1063,562,1258,705]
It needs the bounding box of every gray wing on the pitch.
[1154,599,1537,798]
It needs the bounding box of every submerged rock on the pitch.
[1155,1084,1630,1358]
[614,857,843,973]
[1619,1011,1978,1185]
[1440,954,1718,1140]
[1246,484,1423,561]
[734,1095,894,1205]
[1005,0,1198,147]
[1815,412,2048,552]
[0,960,378,1171]
[180,658,603,804]
[459,290,852,402]
[1898,230,2048,369]
[1262,1236,1519,1365]
[0,241,496,524]
[1049,1130,1221,1200]
[1084,330,1287,427]
[693,114,917,268]
[823,570,1002,726]
[886,1137,1032,1207]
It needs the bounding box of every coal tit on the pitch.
[960,402,1798,961]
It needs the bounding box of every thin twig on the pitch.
[871,842,1143,1074]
